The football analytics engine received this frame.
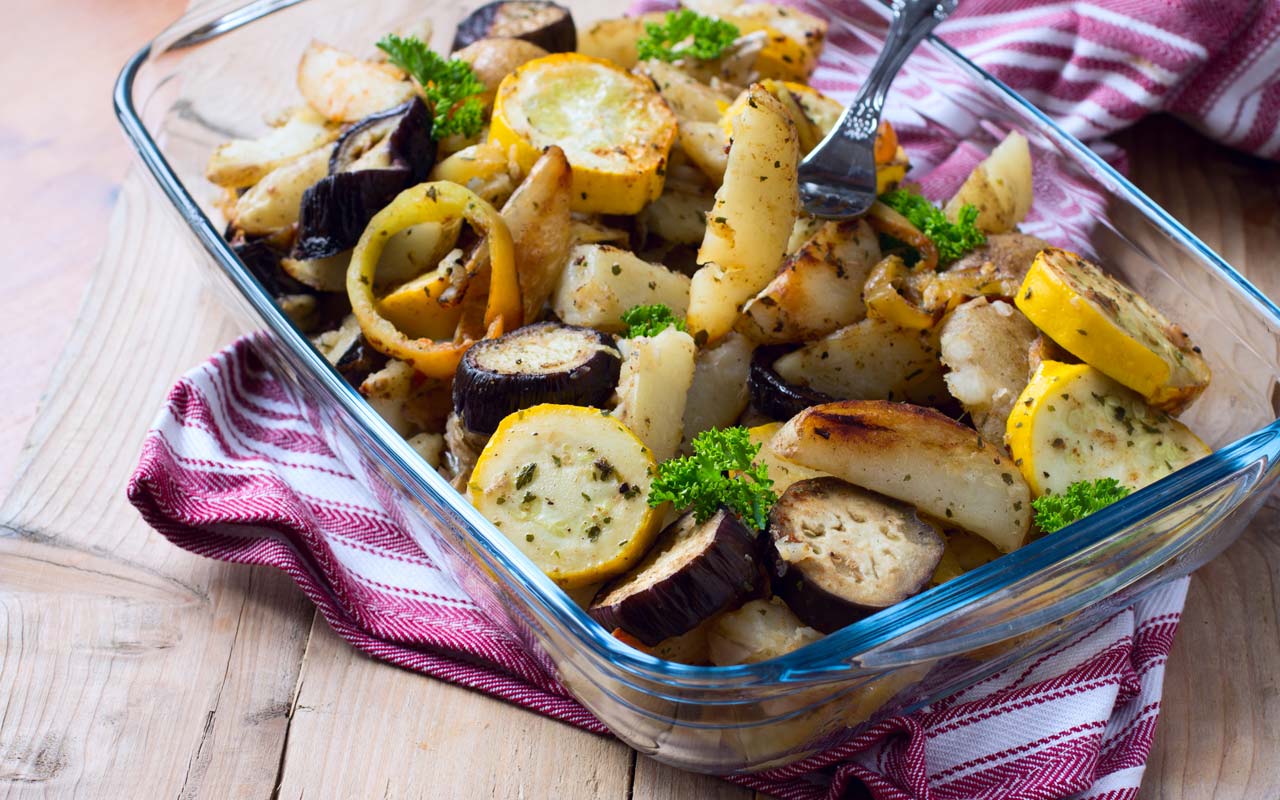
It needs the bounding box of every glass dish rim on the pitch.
[113,0,1280,689]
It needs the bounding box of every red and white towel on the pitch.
[129,341,1187,800]
[129,2,1279,797]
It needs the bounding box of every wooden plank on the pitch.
[1117,117,1280,800]
[274,622,635,799]
[0,0,188,485]
[0,175,316,797]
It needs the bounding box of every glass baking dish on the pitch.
[115,0,1280,774]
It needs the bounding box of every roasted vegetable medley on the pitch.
[208,0,1213,665]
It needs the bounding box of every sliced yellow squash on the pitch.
[468,404,663,588]
[1006,360,1211,497]
[489,53,677,215]
[723,4,828,82]
[1015,249,1210,414]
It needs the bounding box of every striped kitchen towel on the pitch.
[129,339,1188,800]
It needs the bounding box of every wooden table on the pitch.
[2,2,1278,797]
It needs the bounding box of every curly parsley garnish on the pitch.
[636,10,740,63]
[879,189,986,266]
[1032,478,1132,533]
[649,427,776,530]
[376,34,486,140]
[621,303,688,338]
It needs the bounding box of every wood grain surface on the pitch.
[1,1,1277,797]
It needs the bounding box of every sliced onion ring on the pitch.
[346,181,521,378]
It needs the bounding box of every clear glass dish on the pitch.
[115,0,1280,774]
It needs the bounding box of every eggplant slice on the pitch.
[453,321,621,434]
[766,477,944,633]
[749,346,836,422]
[589,508,765,646]
[295,98,436,260]
[453,1,576,53]
[329,96,436,180]
[335,335,389,387]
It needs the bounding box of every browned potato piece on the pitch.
[772,317,948,406]
[739,219,880,343]
[773,401,1032,552]
[938,298,1038,444]
[454,38,550,106]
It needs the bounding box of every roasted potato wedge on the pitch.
[614,328,699,463]
[739,219,880,343]
[232,144,333,235]
[552,244,691,332]
[680,332,754,452]
[938,297,1038,444]
[206,106,337,189]
[944,131,1033,234]
[772,317,948,406]
[773,400,1032,552]
[297,41,415,123]
[688,85,799,342]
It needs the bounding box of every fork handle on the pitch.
[803,0,956,160]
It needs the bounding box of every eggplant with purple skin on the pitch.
[452,321,621,434]
[335,335,389,387]
[766,477,944,633]
[452,1,576,53]
[589,508,766,646]
[294,98,436,259]
[749,346,836,421]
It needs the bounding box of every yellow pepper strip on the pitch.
[347,181,520,378]
[863,255,937,331]
[866,200,939,273]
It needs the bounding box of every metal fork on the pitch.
[798,0,957,219]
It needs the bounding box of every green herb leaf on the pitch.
[376,34,487,140]
[879,189,987,266]
[648,427,776,530]
[636,10,740,63]
[1032,478,1132,533]
[621,303,688,338]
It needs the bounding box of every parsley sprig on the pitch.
[637,10,740,63]
[376,34,486,140]
[1032,478,1132,534]
[649,427,776,530]
[621,304,688,338]
[879,189,986,266]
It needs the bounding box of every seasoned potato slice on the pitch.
[708,598,823,666]
[640,188,714,246]
[938,298,1038,444]
[552,245,691,332]
[944,131,1032,234]
[772,317,948,406]
[499,146,574,323]
[297,41,415,122]
[677,121,731,184]
[613,328,699,462]
[637,60,732,124]
[746,422,828,494]
[576,14,665,69]
[1006,361,1210,497]
[680,332,754,452]
[739,219,880,343]
[773,401,1032,552]
[206,106,338,189]
[688,85,799,342]
[232,144,332,234]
